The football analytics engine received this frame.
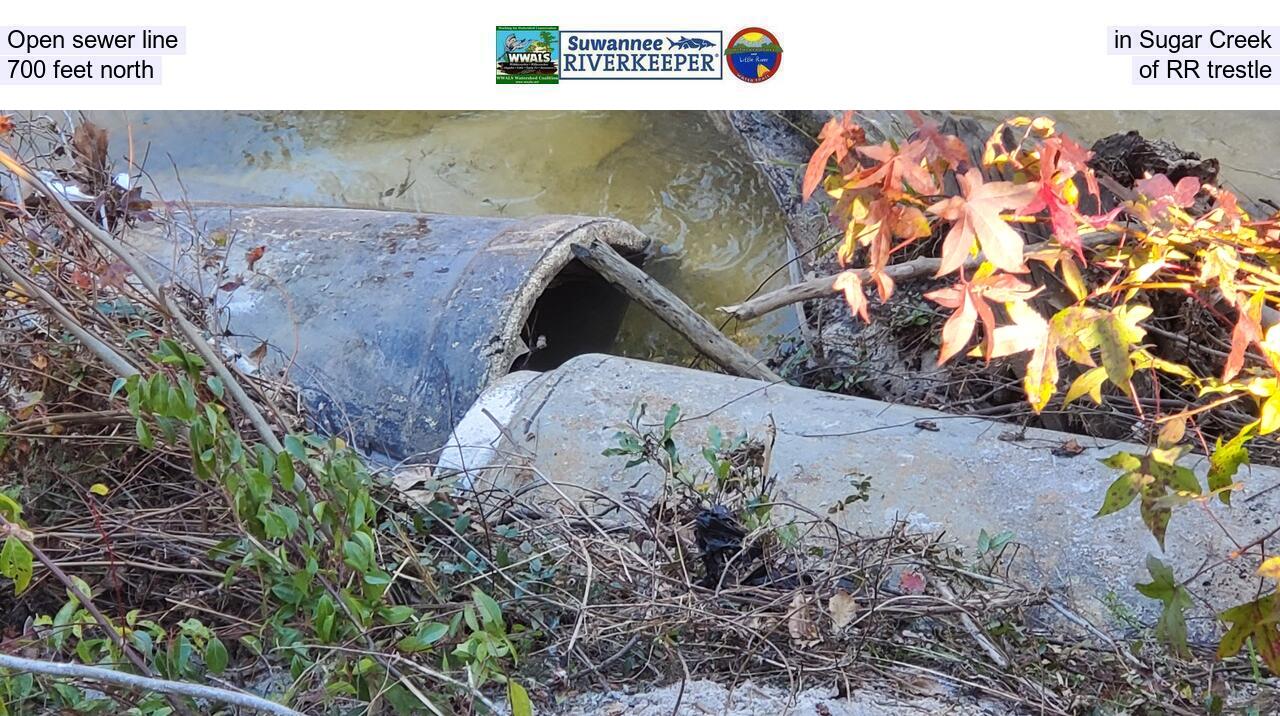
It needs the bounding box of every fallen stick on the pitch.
[0,653,303,716]
[570,239,783,383]
[931,577,1010,670]
[719,231,1121,321]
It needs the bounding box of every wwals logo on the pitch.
[496,26,559,84]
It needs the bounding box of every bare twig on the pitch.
[0,653,303,716]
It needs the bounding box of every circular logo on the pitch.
[726,28,782,83]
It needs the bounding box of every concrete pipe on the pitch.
[436,353,1280,632]
[128,207,649,459]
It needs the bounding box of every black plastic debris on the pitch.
[695,505,763,587]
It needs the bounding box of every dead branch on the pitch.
[719,230,1122,320]
[571,238,783,382]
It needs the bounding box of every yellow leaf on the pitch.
[1064,367,1108,406]
[89,483,109,496]
[1095,315,1135,395]
[1259,556,1280,581]
[1262,391,1280,435]
[1024,342,1059,413]
[1060,255,1087,301]
[1060,176,1080,207]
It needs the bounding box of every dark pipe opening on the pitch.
[513,254,642,372]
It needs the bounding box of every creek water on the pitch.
[81,110,1280,364]
[83,110,794,364]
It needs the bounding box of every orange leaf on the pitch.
[929,169,1039,276]
[937,289,978,364]
[802,113,864,200]
[1224,292,1265,381]
[833,271,869,323]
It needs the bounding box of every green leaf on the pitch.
[342,537,371,572]
[398,622,449,652]
[247,469,273,504]
[379,605,415,625]
[1095,467,1148,517]
[1208,433,1249,505]
[0,493,22,522]
[0,536,33,594]
[473,587,503,628]
[663,404,681,434]
[205,375,224,399]
[204,637,229,674]
[135,418,154,450]
[1135,555,1192,657]
[1140,493,1172,549]
[508,679,533,716]
[1099,451,1141,472]
[271,505,300,536]
[284,434,307,462]
[277,453,296,490]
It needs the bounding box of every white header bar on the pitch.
[1,0,1277,109]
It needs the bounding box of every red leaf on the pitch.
[1136,174,1200,208]
[908,111,969,167]
[1023,142,1086,259]
[245,246,266,272]
[100,262,131,290]
[1225,313,1261,381]
[899,570,926,594]
[1045,135,1098,198]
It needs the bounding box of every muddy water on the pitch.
[79,110,1280,366]
[83,111,794,363]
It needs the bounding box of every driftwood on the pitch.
[570,239,783,383]
[719,231,1120,321]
